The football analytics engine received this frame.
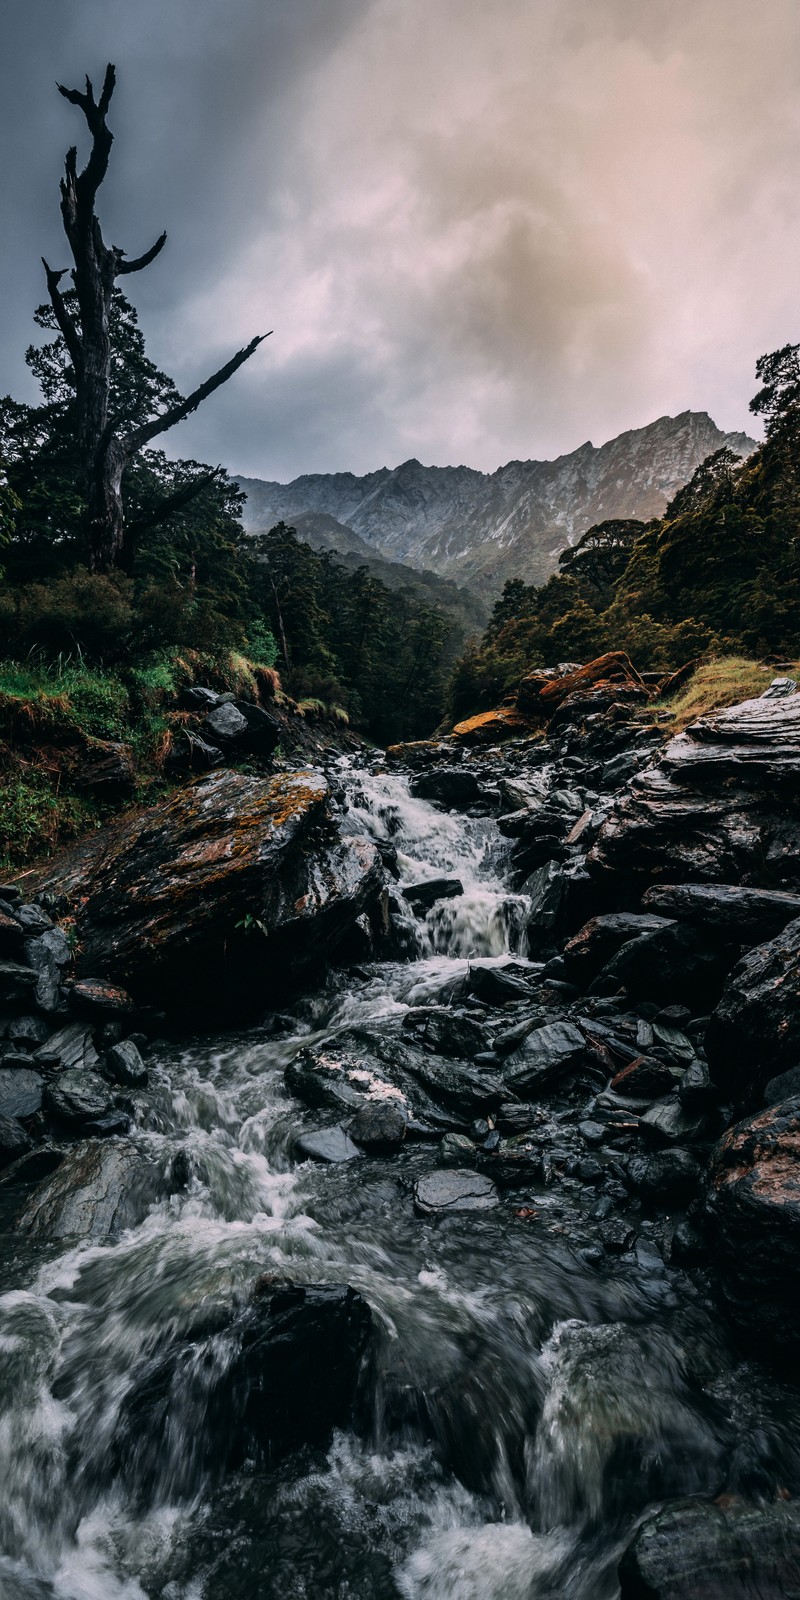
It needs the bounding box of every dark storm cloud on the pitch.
[2,1,800,479]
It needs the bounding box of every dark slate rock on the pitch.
[627,1149,702,1205]
[0,1114,33,1168]
[706,916,800,1105]
[0,963,39,1007]
[295,1126,363,1163]
[706,1096,800,1357]
[618,1497,800,1600]
[103,1038,148,1088]
[413,1168,499,1215]
[44,1069,115,1126]
[35,1022,100,1074]
[403,877,464,913]
[502,1020,586,1096]
[349,1101,406,1151]
[0,1068,43,1121]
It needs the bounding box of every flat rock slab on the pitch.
[295,1126,363,1164]
[413,1168,499,1216]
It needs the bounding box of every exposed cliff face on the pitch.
[238,411,758,594]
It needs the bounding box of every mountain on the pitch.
[237,411,759,595]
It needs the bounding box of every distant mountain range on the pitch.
[237,411,758,595]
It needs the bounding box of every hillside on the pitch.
[237,411,758,594]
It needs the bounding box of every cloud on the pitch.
[3,0,800,477]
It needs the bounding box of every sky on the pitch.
[2,0,800,481]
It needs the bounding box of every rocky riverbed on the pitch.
[1,660,800,1598]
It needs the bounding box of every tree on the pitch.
[43,65,268,573]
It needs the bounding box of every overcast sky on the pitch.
[2,0,799,480]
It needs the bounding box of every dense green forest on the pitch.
[449,347,800,719]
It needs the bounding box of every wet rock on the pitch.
[502,1020,587,1096]
[0,962,39,1007]
[69,979,137,1018]
[349,1101,406,1151]
[413,1168,499,1215]
[563,913,674,985]
[706,1097,800,1357]
[0,1068,43,1121]
[28,769,383,1014]
[402,1006,488,1059]
[627,1149,702,1206]
[44,1068,115,1127]
[705,916,800,1105]
[409,769,481,807]
[103,1038,148,1088]
[403,876,464,912]
[642,882,800,943]
[35,1022,100,1074]
[0,1114,33,1168]
[15,1139,167,1238]
[618,1497,800,1600]
[295,1126,363,1163]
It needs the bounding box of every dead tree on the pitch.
[42,65,268,573]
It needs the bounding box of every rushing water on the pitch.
[1,763,799,1600]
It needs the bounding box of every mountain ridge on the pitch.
[238,410,759,594]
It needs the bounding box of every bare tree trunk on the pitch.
[44,66,268,573]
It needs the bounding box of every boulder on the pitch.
[642,882,800,943]
[28,769,383,1013]
[413,1168,499,1215]
[618,1497,800,1600]
[502,1020,587,1096]
[0,1069,43,1121]
[705,917,800,1105]
[17,1139,179,1239]
[706,1097,800,1357]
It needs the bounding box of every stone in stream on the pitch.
[0,1113,33,1168]
[413,1168,499,1215]
[705,915,800,1106]
[44,1068,116,1127]
[24,768,383,1014]
[103,1038,148,1088]
[502,1020,587,1096]
[295,1126,363,1163]
[706,1096,800,1359]
[618,1497,800,1600]
[15,1139,170,1239]
[0,1068,43,1121]
[349,1101,406,1151]
[403,877,463,913]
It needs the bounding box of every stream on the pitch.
[1,763,799,1600]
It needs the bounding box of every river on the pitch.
[1,761,798,1599]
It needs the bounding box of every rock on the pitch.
[75,740,137,796]
[0,1114,33,1168]
[705,917,800,1105]
[403,876,464,912]
[35,1022,100,1074]
[642,882,800,943]
[28,770,383,1014]
[44,1069,115,1127]
[0,962,39,1007]
[402,1006,488,1058]
[640,1095,706,1145]
[502,1020,587,1096]
[618,1497,800,1600]
[706,1097,800,1357]
[103,1038,148,1088]
[413,1168,499,1215]
[410,769,481,807]
[69,979,137,1018]
[627,1149,702,1205]
[563,913,675,984]
[349,1101,406,1151]
[611,1056,680,1098]
[295,1126,363,1163]
[0,1068,43,1121]
[15,1140,165,1238]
